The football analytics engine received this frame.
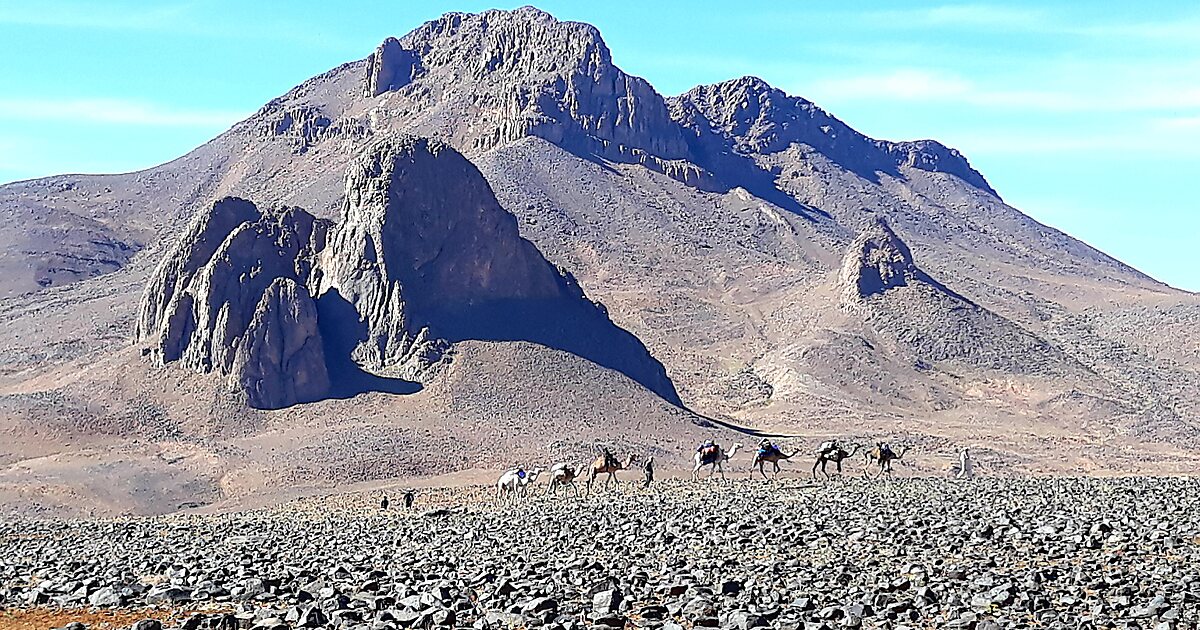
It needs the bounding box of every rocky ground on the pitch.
[1,477,1197,630]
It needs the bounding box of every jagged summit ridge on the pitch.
[672,76,995,194]
[356,7,996,198]
[370,7,689,162]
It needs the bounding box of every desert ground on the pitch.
[2,473,1197,630]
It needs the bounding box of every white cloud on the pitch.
[810,68,1200,113]
[1153,115,1200,130]
[0,98,246,128]
[0,2,192,30]
[864,4,1200,43]
[874,4,1047,29]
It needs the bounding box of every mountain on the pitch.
[1,7,1197,515]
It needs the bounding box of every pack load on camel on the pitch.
[757,439,781,458]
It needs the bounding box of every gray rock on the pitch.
[136,198,330,409]
[365,38,422,97]
[592,589,623,615]
[87,586,122,607]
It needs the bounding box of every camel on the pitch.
[864,443,908,478]
[586,449,637,494]
[812,441,861,479]
[519,468,543,495]
[749,440,795,480]
[496,467,543,503]
[691,442,744,481]
[546,462,582,496]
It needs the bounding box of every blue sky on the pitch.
[2,1,1197,290]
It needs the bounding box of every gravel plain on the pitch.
[2,477,1198,630]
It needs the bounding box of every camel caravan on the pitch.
[496,437,974,500]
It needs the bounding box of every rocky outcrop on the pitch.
[365,37,423,97]
[839,218,918,302]
[885,140,996,194]
[232,277,329,410]
[137,199,331,408]
[138,137,681,408]
[317,136,681,403]
[838,220,1071,374]
[135,197,262,343]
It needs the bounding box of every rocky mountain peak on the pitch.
[673,76,995,194]
[676,76,819,155]
[361,8,688,162]
[399,7,612,79]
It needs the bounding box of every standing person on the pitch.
[403,490,415,509]
[642,456,655,488]
[956,449,974,480]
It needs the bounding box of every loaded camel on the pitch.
[812,441,861,480]
[749,439,796,480]
[546,462,582,496]
[864,443,908,478]
[587,449,637,494]
[496,467,543,503]
[691,442,744,481]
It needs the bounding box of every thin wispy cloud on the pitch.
[939,130,1199,156]
[810,68,1200,113]
[1152,116,1200,130]
[869,4,1047,29]
[0,1,362,50]
[0,2,194,30]
[0,98,246,128]
[861,3,1200,44]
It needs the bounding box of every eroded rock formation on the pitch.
[838,219,1070,374]
[839,218,918,302]
[136,137,680,408]
[136,198,331,408]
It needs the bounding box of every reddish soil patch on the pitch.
[0,608,201,630]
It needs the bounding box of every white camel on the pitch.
[691,442,744,480]
[546,462,582,496]
[496,467,543,503]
